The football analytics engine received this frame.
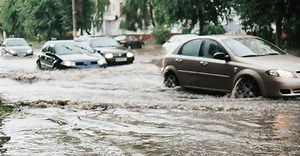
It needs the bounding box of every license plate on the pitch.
[115,57,127,62]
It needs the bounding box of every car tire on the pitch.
[233,77,261,98]
[164,73,179,88]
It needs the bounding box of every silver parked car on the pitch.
[162,35,300,98]
[0,38,33,56]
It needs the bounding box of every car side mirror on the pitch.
[213,52,230,61]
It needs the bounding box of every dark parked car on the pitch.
[162,35,300,98]
[114,35,144,49]
[80,36,134,65]
[0,38,33,56]
[36,40,107,70]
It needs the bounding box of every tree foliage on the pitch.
[120,0,153,31]
[1,0,108,40]
[0,0,5,33]
[152,25,171,44]
[233,0,300,48]
[120,0,231,35]
[93,0,110,32]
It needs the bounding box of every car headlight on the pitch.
[97,57,107,65]
[9,50,16,54]
[61,60,76,67]
[104,53,113,59]
[266,69,295,78]
[126,52,134,57]
[27,49,33,53]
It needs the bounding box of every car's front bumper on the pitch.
[261,76,300,97]
[106,57,134,65]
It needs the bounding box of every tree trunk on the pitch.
[148,2,156,27]
[275,17,282,48]
[198,16,205,35]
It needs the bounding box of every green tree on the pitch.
[1,0,102,40]
[203,23,226,35]
[120,0,154,31]
[93,0,110,32]
[234,0,300,48]
[2,0,26,37]
[160,0,231,35]
[0,0,5,33]
[120,0,231,34]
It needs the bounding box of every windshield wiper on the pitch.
[242,54,259,57]
[261,53,280,56]
[63,45,73,50]
[74,45,90,52]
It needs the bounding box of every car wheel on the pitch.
[164,73,178,88]
[233,77,260,98]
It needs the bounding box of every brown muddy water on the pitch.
[0,45,299,155]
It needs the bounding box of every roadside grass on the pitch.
[0,94,16,117]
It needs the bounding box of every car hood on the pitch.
[93,47,128,54]
[57,53,101,61]
[240,54,300,71]
[5,46,31,50]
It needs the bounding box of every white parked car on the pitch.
[162,34,198,53]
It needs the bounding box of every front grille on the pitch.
[296,71,300,77]
[113,53,126,57]
[293,88,300,94]
[15,49,27,53]
[75,61,98,66]
[91,61,98,64]
[280,89,291,94]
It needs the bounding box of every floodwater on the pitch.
[0,45,299,155]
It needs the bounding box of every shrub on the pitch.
[152,25,171,44]
[203,23,226,35]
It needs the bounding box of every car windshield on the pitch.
[6,39,28,46]
[223,37,285,57]
[114,36,126,40]
[55,42,94,55]
[91,38,121,48]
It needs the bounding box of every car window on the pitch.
[49,46,56,53]
[202,39,226,58]
[55,42,92,55]
[223,37,285,57]
[91,38,121,48]
[6,39,28,46]
[41,42,50,52]
[178,39,202,57]
[129,36,138,41]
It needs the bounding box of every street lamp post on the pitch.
[72,0,77,39]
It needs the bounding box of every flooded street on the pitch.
[0,44,300,155]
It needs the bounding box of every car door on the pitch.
[173,39,205,87]
[39,44,57,70]
[196,39,233,92]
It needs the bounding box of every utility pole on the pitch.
[72,0,77,39]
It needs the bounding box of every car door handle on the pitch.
[200,61,208,66]
[175,58,182,63]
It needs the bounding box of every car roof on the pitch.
[46,40,76,44]
[191,34,258,40]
